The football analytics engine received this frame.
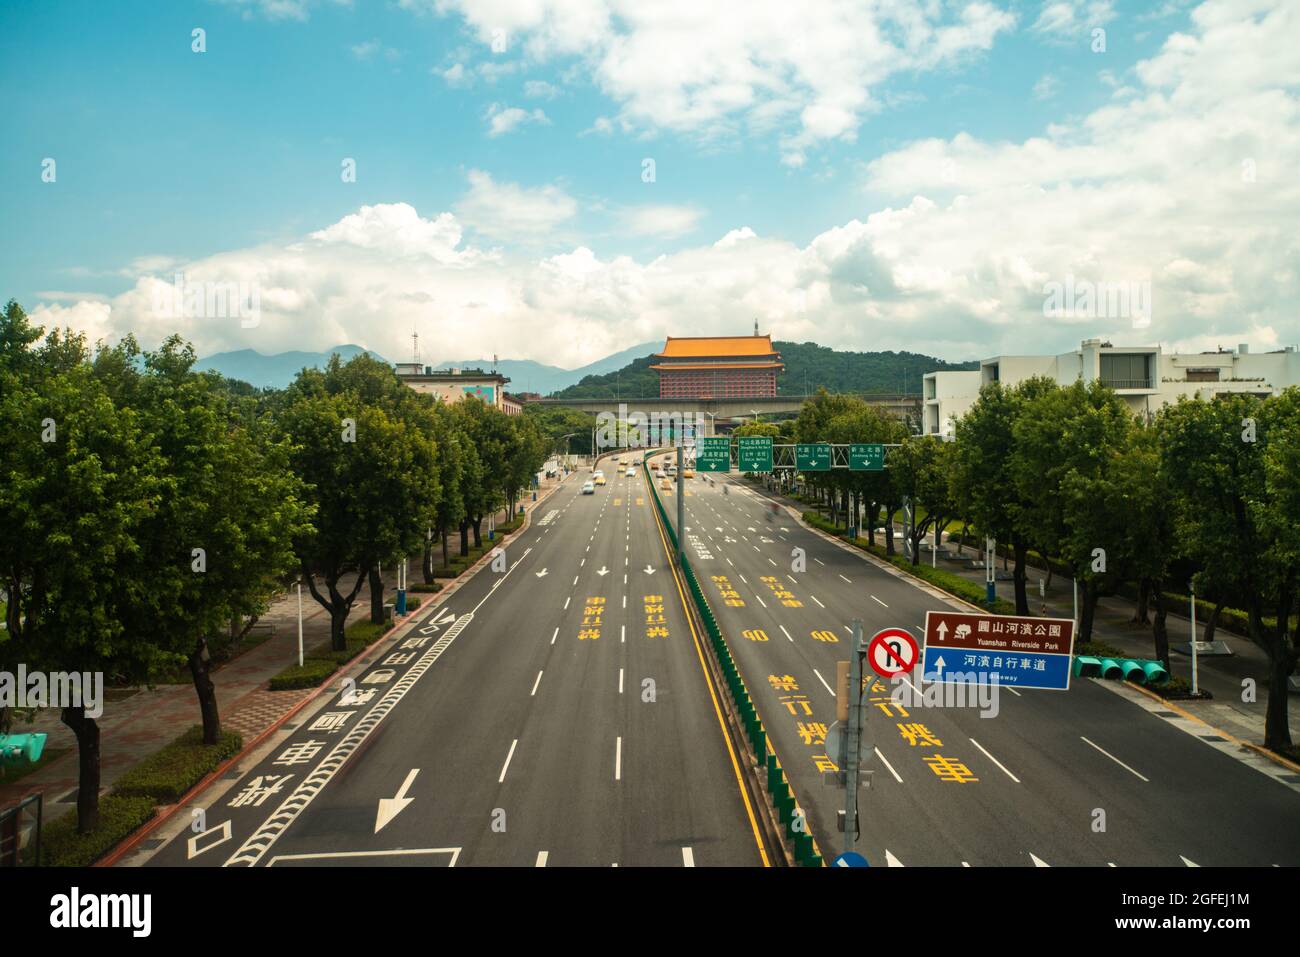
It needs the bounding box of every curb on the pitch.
[100,482,567,867]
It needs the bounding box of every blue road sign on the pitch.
[920,645,1073,690]
[832,852,870,868]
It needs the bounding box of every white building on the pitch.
[923,338,1300,437]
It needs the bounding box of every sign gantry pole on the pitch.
[844,619,864,858]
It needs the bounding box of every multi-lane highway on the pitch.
[650,452,1300,867]
[137,456,767,867]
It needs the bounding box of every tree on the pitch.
[92,336,313,744]
[0,324,167,832]
[1160,392,1298,748]
[890,435,957,566]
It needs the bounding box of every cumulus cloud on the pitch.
[619,205,703,239]
[420,0,1015,165]
[31,0,1300,368]
[484,103,550,136]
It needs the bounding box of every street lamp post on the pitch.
[296,577,304,668]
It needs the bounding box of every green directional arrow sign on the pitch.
[737,436,774,473]
[796,442,831,471]
[695,436,731,472]
[849,443,885,471]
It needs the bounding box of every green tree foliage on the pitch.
[1160,391,1299,748]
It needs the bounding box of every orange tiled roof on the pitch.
[656,335,777,358]
[650,361,783,371]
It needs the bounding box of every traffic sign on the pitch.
[832,852,870,867]
[796,442,831,471]
[920,610,1076,690]
[696,436,731,472]
[824,720,873,769]
[867,627,919,678]
[737,435,774,472]
[849,443,885,471]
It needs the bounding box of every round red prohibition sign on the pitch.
[867,628,919,678]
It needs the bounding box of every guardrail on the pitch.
[643,452,822,866]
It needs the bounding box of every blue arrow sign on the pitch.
[832,852,870,868]
[921,646,1072,690]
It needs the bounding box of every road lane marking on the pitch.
[621,624,626,644]
[563,596,570,610]
[754,593,767,608]
[885,850,904,867]
[498,739,519,783]
[839,574,852,583]
[619,668,624,694]
[779,625,794,642]
[615,736,622,781]
[536,851,548,867]
[969,738,1020,783]
[811,595,825,608]
[814,558,825,566]
[531,671,543,696]
[871,595,888,607]
[1030,853,1050,867]
[813,669,835,696]
[682,847,695,867]
[875,747,903,783]
[551,627,559,645]
[1080,736,1149,782]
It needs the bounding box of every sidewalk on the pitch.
[0,472,569,820]
[762,485,1299,749]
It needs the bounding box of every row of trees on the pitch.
[756,381,1298,749]
[0,301,556,831]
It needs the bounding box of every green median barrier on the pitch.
[1142,659,1170,685]
[1073,656,1102,678]
[767,755,780,791]
[1121,659,1148,684]
[1099,658,1124,680]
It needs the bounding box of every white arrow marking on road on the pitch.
[375,769,419,834]
[596,566,610,576]
[535,568,548,578]
[644,565,655,574]
[1181,856,1199,867]
[1030,853,1050,867]
[885,850,905,867]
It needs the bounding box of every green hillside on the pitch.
[549,341,977,398]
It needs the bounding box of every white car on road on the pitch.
[581,481,595,494]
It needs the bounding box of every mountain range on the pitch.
[195,341,661,391]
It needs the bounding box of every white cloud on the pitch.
[214,0,351,22]
[619,205,703,239]
[32,1,1300,368]
[1032,0,1116,40]
[453,170,578,240]
[351,39,402,62]
[484,103,550,136]
[1032,73,1061,100]
[424,0,1015,164]
[524,79,560,99]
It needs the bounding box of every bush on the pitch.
[42,795,158,867]
[411,582,442,593]
[404,596,422,611]
[1076,640,1128,659]
[113,726,243,803]
[269,656,339,690]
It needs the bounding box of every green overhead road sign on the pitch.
[796,443,831,471]
[737,436,774,473]
[696,436,731,472]
[849,443,885,471]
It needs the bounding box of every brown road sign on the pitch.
[923,611,1075,656]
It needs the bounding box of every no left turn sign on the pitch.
[867,628,919,678]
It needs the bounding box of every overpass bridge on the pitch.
[532,393,922,425]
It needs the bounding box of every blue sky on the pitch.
[4,0,1295,367]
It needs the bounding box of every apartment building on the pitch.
[923,338,1300,437]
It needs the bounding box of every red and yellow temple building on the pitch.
[651,334,784,399]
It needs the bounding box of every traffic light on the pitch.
[1073,656,1169,686]
[0,733,47,768]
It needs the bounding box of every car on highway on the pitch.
[595,474,607,486]
[625,466,635,477]
[581,480,595,494]
[682,467,695,479]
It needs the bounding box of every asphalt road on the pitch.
[141,457,766,867]
[653,455,1300,867]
